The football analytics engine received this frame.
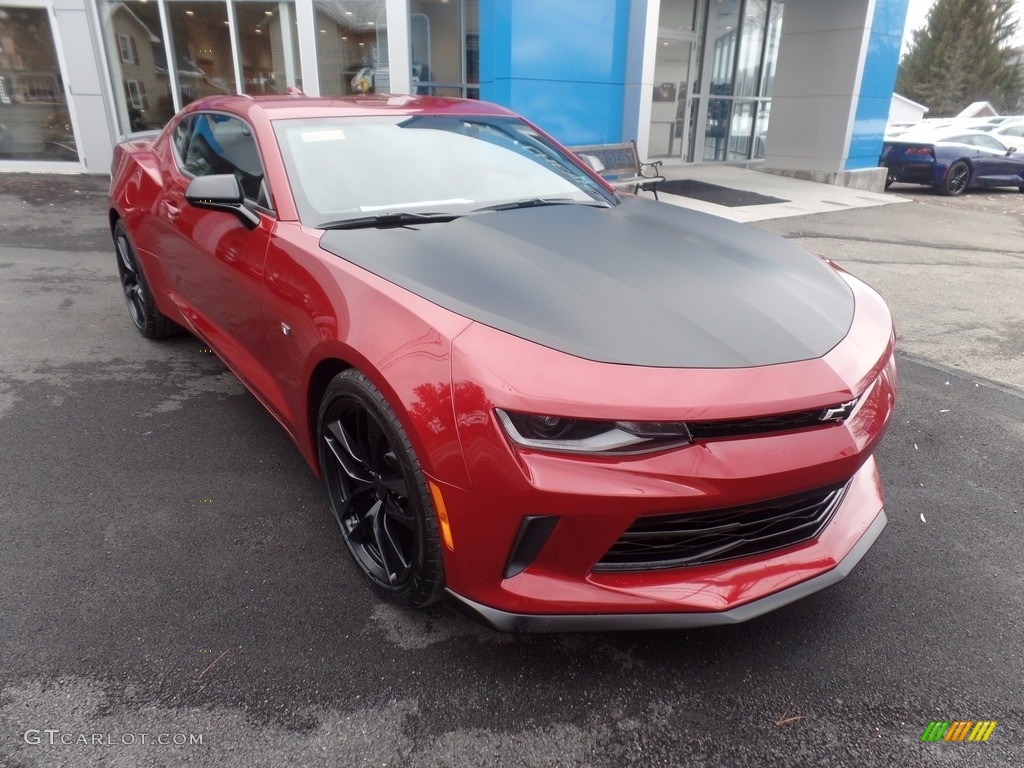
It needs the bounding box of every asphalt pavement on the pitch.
[0,173,1021,767]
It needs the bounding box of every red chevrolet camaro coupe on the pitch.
[108,94,896,632]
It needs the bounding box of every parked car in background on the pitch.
[880,129,1024,195]
[108,94,897,631]
[975,115,1024,131]
[988,120,1024,147]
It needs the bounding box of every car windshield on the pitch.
[273,115,616,227]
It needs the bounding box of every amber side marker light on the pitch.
[428,481,455,551]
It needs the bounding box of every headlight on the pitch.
[495,409,692,454]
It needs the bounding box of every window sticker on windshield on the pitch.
[301,129,346,143]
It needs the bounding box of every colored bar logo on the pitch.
[921,721,997,742]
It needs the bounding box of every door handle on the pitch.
[163,201,181,220]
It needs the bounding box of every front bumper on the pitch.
[434,269,895,629]
[446,507,887,632]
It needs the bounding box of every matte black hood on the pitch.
[318,197,854,368]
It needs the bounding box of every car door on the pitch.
[154,111,280,403]
[970,134,1024,185]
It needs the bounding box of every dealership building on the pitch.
[0,0,909,184]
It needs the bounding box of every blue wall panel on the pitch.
[847,0,910,169]
[479,0,631,145]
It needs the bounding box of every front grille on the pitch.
[687,410,831,439]
[593,483,849,572]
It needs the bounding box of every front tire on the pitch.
[113,220,181,338]
[939,161,970,196]
[317,370,445,607]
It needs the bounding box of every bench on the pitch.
[568,140,665,199]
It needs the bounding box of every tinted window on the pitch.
[973,135,1006,151]
[183,113,265,201]
[172,117,192,163]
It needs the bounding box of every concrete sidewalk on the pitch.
[645,163,908,223]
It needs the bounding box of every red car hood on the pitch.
[318,196,854,368]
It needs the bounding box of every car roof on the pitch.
[178,93,517,122]
[890,128,1001,144]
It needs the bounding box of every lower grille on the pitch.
[593,482,849,572]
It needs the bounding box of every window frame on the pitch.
[169,110,275,214]
[117,33,139,66]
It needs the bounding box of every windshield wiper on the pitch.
[317,211,462,230]
[473,197,610,213]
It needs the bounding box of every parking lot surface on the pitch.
[0,174,1021,767]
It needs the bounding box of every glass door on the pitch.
[647,34,695,160]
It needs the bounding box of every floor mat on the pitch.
[658,179,789,207]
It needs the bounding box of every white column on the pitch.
[295,0,320,95]
[385,0,411,94]
[763,0,873,174]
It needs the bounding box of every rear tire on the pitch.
[939,161,970,197]
[317,370,446,607]
[113,220,182,338]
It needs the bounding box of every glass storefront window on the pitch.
[752,99,770,158]
[686,0,783,163]
[167,1,237,106]
[99,0,300,133]
[734,0,766,98]
[0,6,78,161]
[315,0,388,96]
[659,0,697,33]
[703,97,730,161]
[236,1,301,94]
[759,0,783,98]
[98,0,175,133]
[726,99,754,159]
[706,0,739,98]
[409,0,478,98]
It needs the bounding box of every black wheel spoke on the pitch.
[325,420,373,484]
[379,473,409,498]
[374,505,411,584]
[339,487,377,541]
[364,416,388,474]
[116,236,135,274]
[382,495,415,528]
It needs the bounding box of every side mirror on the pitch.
[579,153,606,174]
[1007,147,1017,155]
[185,174,260,229]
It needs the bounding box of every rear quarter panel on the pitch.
[109,131,184,324]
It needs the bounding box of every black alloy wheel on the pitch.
[113,221,181,338]
[318,370,445,607]
[940,160,970,196]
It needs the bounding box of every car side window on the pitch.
[973,135,1006,152]
[183,113,267,204]
[172,117,193,163]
